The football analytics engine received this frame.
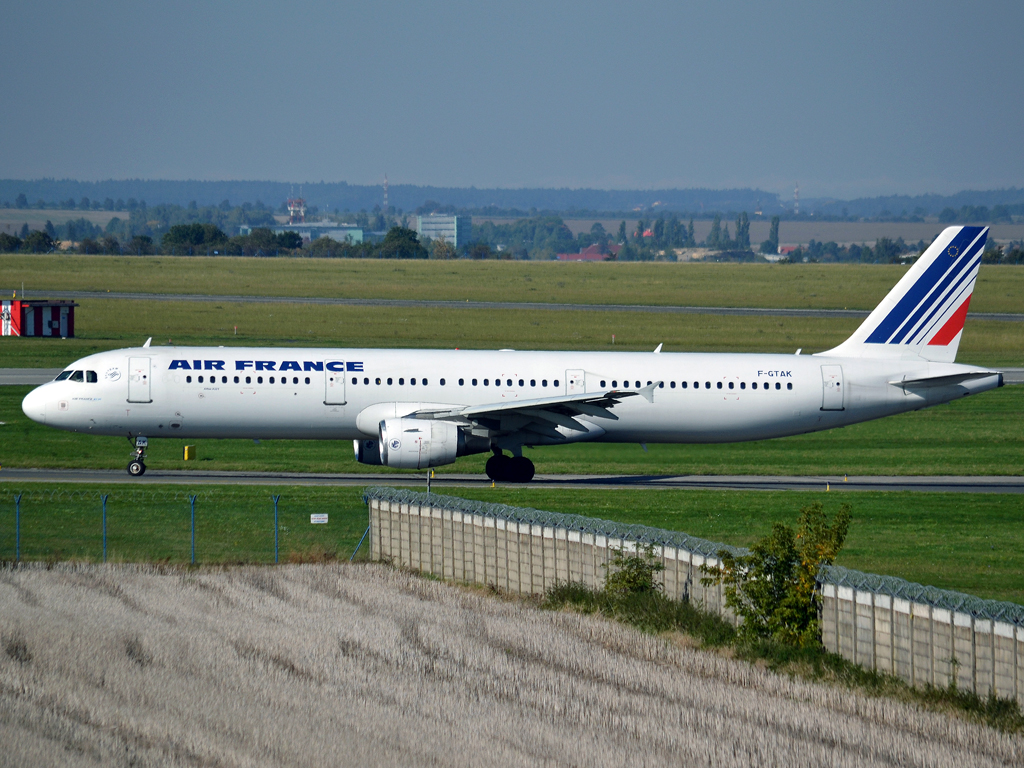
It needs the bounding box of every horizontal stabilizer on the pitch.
[890,371,1002,389]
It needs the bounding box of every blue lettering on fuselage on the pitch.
[756,370,793,378]
[180,360,361,372]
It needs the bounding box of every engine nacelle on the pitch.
[353,438,383,465]
[378,418,464,469]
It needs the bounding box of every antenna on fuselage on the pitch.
[143,337,152,348]
[653,343,663,353]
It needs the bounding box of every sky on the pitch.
[2,0,1022,200]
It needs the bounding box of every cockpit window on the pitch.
[55,370,72,381]
[86,371,98,383]
[69,371,84,382]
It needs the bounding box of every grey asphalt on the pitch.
[8,288,1024,322]
[1,467,1022,493]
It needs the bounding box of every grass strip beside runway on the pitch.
[1,484,1022,604]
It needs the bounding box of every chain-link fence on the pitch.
[1,487,369,564]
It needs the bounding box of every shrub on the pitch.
[702,501,851,647]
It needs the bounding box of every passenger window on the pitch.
[282,378,287,385]
[635,381,641,388]
[728,382,734,389]
[410,378,416,386]
[423,378,429,386]
[258,376,263,384]
[740,382,746,389]
[530,379,536,387]
[611,380,617,387]
[496,379,501,387]
[681,382,688,389]
[554,379,560,387]
[351,377,357,385]
[363,377,369,385]
[459,378,464,386]
[542,379,548,387]
[518,379,524,387]
[222,376,227,383]
[659,382,664,388]
[472,378,477,386]
[507,379,512,387]
[387,378,393,385]
[86,371,98,383]
[305,377,310,384]
[716,382,722,389]
[787,382,793,390]
[600,380,606,388]
[670,381,675,388]
[186,376,192,383]
[246,376,252,384]
[775,382,781,389]
[269,376,274,384]
[399,378,405,385]
[483,378,489,386]
[375,378,381,385]
[646,381,652,386]
[440,378,445,386]
[705,382,710,389]
[234,376,239,383]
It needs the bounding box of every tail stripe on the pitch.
[889,244,982,344]
[928,296,972,346]
[864,227,986,344]
[904,254,980,344]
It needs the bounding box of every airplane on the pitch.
[21,225,1003,482]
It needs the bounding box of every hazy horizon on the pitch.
[2,1,1021,200]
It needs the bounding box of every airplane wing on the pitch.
[407,382,662,439]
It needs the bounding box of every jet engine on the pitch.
[353,438,383,465]
[378,418,484,469]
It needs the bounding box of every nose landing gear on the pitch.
[484,450,535,483]
[127,436,148,476]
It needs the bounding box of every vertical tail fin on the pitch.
[820,226,987,362]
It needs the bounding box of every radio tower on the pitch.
[794,182,800,216]
[383,174,389,213]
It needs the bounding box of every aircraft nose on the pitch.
[22,387,47,424]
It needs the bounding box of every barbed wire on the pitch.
[818,564,1024,627]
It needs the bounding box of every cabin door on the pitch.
[820,365,844,411]
[325,361,347,405]
[128,357,152,403]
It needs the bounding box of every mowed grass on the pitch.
[1,484,1022,603]
[2,253,1023,313]
[2,296,1021,369]
[0,485,368,565]
[1,381,1022,476]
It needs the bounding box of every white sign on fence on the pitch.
[310,513,328,524]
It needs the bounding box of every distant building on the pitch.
[416,214,471,248]
[241,222,363,244]
[557,244,621,261]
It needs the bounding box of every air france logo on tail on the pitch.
[863,226,987,348]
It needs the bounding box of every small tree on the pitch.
[702,502,851,647]
[431,235,456,260]
[604,545,664,598]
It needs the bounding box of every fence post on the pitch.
[189,495,197,564]
[272,495,280,564]
[101,494,108,563]
[15,493,22,562]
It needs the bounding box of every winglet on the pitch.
[653,343,663,354]
[639,381,661,403]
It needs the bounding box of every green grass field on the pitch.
[1,484,1021,603]
[2,297,1021,370]
[2,254,1023,313]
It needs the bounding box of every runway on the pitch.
[8,288,1024,322]
[2,467,1022,493]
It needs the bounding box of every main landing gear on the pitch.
[127,436,148,476]
[485,450,535,483]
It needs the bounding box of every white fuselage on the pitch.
[21,346,1000,445]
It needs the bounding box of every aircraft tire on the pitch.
[507,456,535,483]
[485,454,509,481]
[127,460,146,477]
